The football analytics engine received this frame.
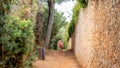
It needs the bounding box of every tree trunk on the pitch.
[35,11,43,45]
[45,0,55,48]
[35,11,43,60]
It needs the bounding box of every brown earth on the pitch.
[33,49,80,68]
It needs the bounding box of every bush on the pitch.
[0,17,34,67]
[0,0,39,67]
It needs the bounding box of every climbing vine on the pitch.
[77,0,88,8]
[68,0,88,37]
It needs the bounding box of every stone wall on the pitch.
[74,0,120,68]
[68,32,75,50]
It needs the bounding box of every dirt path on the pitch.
[33,49,80,68]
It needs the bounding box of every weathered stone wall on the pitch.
[68,32,75,50]
[74,0,120,68]
[68,38,72,49]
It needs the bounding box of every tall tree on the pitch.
[45,0,55,48]
[45,0,68,48]
[50,10,67,49]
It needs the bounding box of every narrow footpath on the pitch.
[33,49,80,68]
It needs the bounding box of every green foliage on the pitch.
[68,21,75,37]
[51,10,67,40]
[77,0,88,8]
[50,28,69,50]
[23,50,38,68]
[42,0,69,49]
[50,10,67,50]
[0,17,34,67]
[0,0,38,67]
[42,6,68,50]
[50,26,69,50]
[42,6,49,39]
[72,2,81,24]
[68,1,80,37]
[50,37,60,50]
[55,26,68,50]
[10,0,39,22]
[68,0,88,37]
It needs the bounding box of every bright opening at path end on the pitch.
[55,0,75,22]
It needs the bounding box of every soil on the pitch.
[33,49,80,68]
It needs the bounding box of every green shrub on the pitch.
[0,0,38,67]
[0,17,34,67]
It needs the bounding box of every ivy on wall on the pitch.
[68,0,88,37]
